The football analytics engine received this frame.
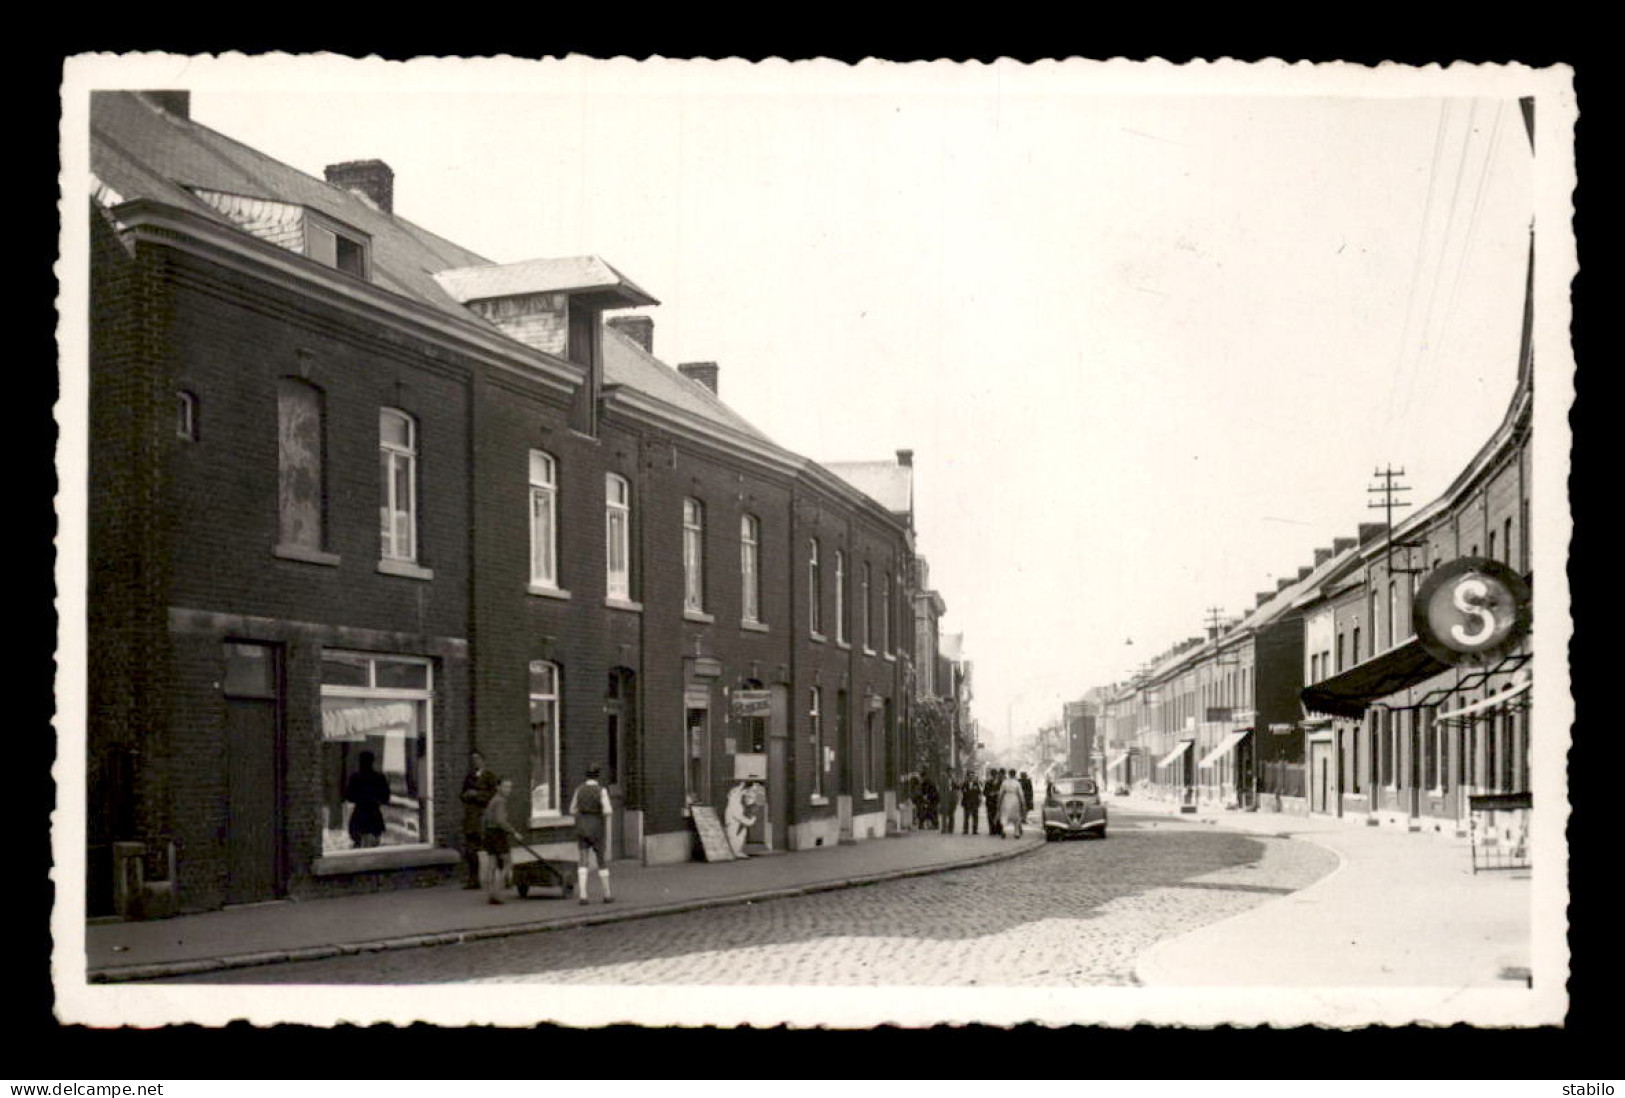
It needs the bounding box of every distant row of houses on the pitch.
[87,90,971,917]
[1072,264,1535,842]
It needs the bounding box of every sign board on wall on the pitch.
[730,690,773,717]
[1269,723,1295,735]
[733,752,767,780]
[689,805,735,862]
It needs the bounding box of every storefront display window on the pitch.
[529,660,560,823]
[320,652,433,855]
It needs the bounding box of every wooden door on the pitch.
[222,642,282,904]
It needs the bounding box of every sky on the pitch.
[78,56,1550,754]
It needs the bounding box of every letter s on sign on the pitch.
[1449,576,1497,648]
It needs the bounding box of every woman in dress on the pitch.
[998,769,1026,839]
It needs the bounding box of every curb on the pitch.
[88,836,1046,984]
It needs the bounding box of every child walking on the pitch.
[481,778,521,904]
[569,765,615,904]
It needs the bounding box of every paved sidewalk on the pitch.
[1115,793,1534,989]
[86,827,1043,983]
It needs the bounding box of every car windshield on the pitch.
[1051,778,1097,796]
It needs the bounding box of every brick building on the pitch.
[87,91,922,916]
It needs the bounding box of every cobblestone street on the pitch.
[166,812,1336,987]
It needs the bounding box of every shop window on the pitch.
[320,652,432,855]
[379,408,417,562]
[277,379,326,554]
[740,514,762,624]
[606,473,632,599]
[529,451,558,589]
[529,660,561,823]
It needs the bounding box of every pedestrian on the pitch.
[1020,771,1035,819]
[569,764,615,905]
[481,778,521,904]
[920,772,939,830]
[984,769,1003,837]
[942,771,960,832]
[961,772,982,834]
[459,750,498,889]
[999,769,1026,839]
[344,750,390,849]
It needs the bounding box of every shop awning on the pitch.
[1198,729,1251,769]
[1299,637,1452,719]
[1156,740,1192,770]
[1437,679,1532,721]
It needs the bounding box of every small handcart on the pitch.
[509,839,575,899]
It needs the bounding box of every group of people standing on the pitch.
[459,751,615,907]
[909,767,1035,839]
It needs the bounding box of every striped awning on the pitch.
[1156,740,1193,770]
[1198,729,1251,769]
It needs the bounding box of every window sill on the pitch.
[836,639,851,650]
[527,583,573,601]
[861,647,876,657]
[312,846,458,876]
[274,543,341,567]
[377,558,434,581]
[605,596,644,613]
[740,620,770,633]
[809,795,829,806]
[809,631,828,644]
[683,609,716,624]
[883,652,896,662]
[862,791,880,802]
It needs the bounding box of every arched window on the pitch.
[834,549,847,644]
[860,562,873,650]
[176,390,199,441]
[683,498,706,612]
[529,451,558,588]
[528,660,561,822]
[740,514,761,624]
[606,473,631,599]
[880,570,893,654]
[808,538,823,636]
[379,408,417,562]
[1386,580,1397,649]
[278,379,324,552]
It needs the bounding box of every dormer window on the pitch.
[306,216,369,278]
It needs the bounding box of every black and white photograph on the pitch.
[54,53,1577,1030]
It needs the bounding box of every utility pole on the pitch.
[1368,465,1424,575]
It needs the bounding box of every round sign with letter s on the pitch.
[1411,557,1532,667]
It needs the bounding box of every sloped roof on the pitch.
[90,91,493,320]
[601,324,776,446]
[823,460,913,516]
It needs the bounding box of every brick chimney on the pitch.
[678,362,719,395]
[140,91,190,118]
[1276,577,1294,592]
[1297,565,1313,581]
[1358,522,1387,545]
[1333,536,1356,555]
[897,449,914,467]
[1313,547,1332,566]
[324,159,394,214]
[607,315,654,354]
[1256,591,1274,607]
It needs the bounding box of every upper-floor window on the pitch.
[1387,580,1397,649]
[306,215,369,279]
[683,498,706,612]
[529,450,558,588]
[606,473,632,599]
[861,562,873,649]
[881,571,892,653]
[1336,634,1345,674]
[1488,529,1498,563]
[379,408,417,562]
[1352,626,1361,665]
[741,514,762,623]
[278,379,326,553]
[177,390,198,441]
[808,538,823,636]
[834,549,847,644]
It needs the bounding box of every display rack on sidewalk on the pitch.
[1467,791,1531,873]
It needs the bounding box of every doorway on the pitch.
[1309,739,1332,815]
[605,668,637,860]
[222,641,284,904]
[766,684,789,850]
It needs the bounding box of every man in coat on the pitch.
[961,772,982,834]
[459,750,499,889]
[984,769,1004,837]
[1019,771,1035,819]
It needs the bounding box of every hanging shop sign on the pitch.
[1268,722,1295,735]
[730,690,773,717]
[1412,557,1532,668]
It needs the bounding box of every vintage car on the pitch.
[1042,775,1108,840]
